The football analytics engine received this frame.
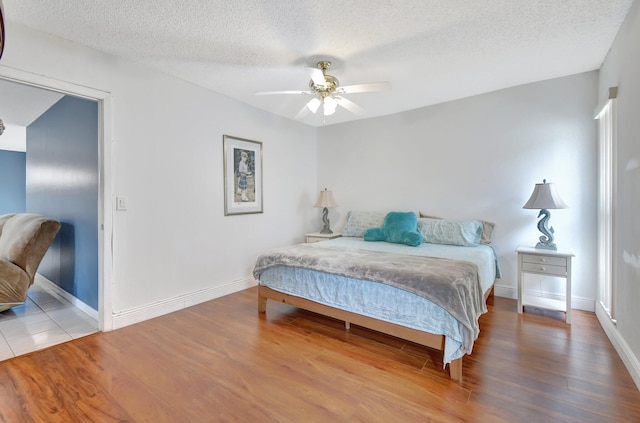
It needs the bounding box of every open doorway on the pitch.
[0,71,111,358]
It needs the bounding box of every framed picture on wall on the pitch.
[0,0,5,60]
[223,135,263,215]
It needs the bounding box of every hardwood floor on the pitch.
[0,287,638,422]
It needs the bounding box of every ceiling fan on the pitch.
[255,61,391,119]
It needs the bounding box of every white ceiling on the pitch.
[0,79,64,127]
[1,0,635,127]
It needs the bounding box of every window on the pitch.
[595,87,617,321]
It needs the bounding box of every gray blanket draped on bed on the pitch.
[253,244,487,354]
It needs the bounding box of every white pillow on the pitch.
[342,211,387,237]
[417,218,483,247]
[419,211,495,244]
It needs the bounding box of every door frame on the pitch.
[0,65,113,331]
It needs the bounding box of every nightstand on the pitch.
[305,232,342,243]
[517,245,575,324]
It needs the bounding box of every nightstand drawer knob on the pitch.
[540,258,546,263]
[541,266,546,271]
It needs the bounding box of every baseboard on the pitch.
[596,302,640,390]
[493,284,516,299]
[34,274,98,320]
[111,277,257,330]
[493,283,595,312]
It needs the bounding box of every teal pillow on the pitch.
[363,212,422,247]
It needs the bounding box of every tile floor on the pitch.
[0,282,98,361]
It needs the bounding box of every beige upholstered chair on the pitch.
[0,213,61,312]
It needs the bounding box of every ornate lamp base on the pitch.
[535,240,557,250]
[319,207,333,234]
[535,209,557,250]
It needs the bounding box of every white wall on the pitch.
[317,71,598,310]
[108,68,318,315]
[1,23,318,326]
[597,0,640,389]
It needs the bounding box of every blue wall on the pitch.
[27,96,99,310]
[0,150,26,214]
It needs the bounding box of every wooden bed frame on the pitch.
[258,285,493,381]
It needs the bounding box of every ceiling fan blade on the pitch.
[255,90,314,96]
[305,67,327,87]
[335,81,392,94]
[295,103,311,119]
[334,96,365,115]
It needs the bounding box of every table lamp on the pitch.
[523,179,568,250]
[314,189,338,234]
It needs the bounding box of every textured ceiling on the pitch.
[1,0,635,127]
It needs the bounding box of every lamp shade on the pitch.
[314,189,338,208]
[523,180,567,210]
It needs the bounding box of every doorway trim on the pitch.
[0,64,113,331]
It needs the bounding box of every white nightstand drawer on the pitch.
[522,262,567,276]
[305,232,342,243]
[521,254,567,267]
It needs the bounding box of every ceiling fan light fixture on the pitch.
[306,97,321,113]
[323,96,337,115]
[254,59,391,119]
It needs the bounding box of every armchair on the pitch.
[0,213,61,312]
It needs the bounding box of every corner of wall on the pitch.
[596,302,640,390]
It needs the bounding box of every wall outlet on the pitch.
[116,196,128,211]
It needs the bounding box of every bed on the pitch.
[253,213,499,381]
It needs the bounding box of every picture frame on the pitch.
[223,135,263,215]
[0,0,5,60]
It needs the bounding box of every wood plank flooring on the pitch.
[0,287,638,422]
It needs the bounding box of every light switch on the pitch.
[116,196,128,211]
